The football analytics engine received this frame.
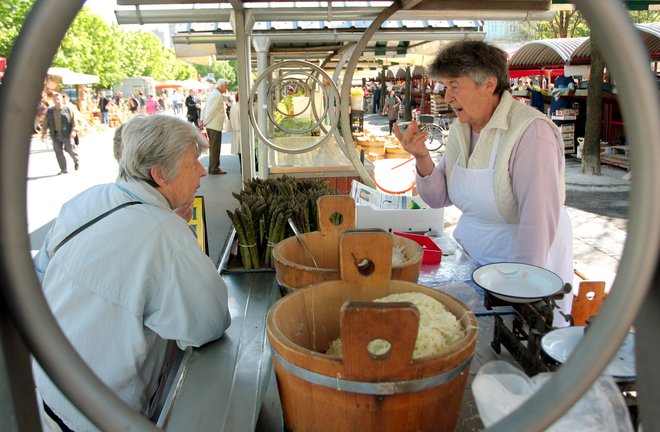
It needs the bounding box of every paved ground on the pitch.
[28,112,630,293]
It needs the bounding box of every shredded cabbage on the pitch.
[326,292,465,358]
[392,245,407,266]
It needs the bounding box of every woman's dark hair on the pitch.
[427,40,510,96]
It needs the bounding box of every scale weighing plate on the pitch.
[472,262,563,303]
[541,326,636,379]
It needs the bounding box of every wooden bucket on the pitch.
[267,230,478,432]
[385,143,411,158]
[272,195,423,293]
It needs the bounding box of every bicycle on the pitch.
[398,121,448,153]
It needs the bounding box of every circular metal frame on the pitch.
[270,75,313,119]
[248,60,340,154]
[266,71,325,135]
[0,1,159,430]
[0,1,658,431]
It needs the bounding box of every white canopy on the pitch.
[47,67,99,85]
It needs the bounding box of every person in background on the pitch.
[98,90,112,126]
[146,94,158,115]
[35,91,50,134]
[171,90,183,115]
[127,93,139,116]
[62,94,82,146]
[229,92,242,172]
[158,95,167,113]
[41,92,79,174]
[137,90,147,115]
[372,83,381,114]
[114,91,124,108]
[200,79,229,175]
[394,40,573,327]
[33,114,231,431]
[381,90,401,135]
[185,89,201,127]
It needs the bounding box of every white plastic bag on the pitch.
[472,361,633,431]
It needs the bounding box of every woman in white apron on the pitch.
[394,40,574,327]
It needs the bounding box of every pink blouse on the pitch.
[416,119,563,268]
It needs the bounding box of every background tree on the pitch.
[1,2,199,90]
[520,10,590,40]
[53,7,123,89]
[520,9,657,176]
[194,60,238,90]
[0,0,34,58]
[582,38,604,176]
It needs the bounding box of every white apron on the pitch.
[449,131,574,326]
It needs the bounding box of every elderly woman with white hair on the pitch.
[33,114,231,431]
[395,40,573,327]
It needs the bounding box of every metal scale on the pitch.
[484,288,639,428]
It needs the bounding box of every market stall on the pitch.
[44,67,101,135]
[3,2,660,432]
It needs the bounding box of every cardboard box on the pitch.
[351,180,444,233]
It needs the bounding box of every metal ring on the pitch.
[266,70,328,135]
[248,60,340,154]
[489,0,660,429]
[0,1,159,430]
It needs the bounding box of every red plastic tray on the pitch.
[393,231,442,265]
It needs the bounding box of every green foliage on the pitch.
[274,117,315,137]
[1,2,200,89]
[0,0,35,58]
[521,9,659,41]
[53,7,123,88]
[193,61,237,90]
[520,11,589,40]
[629,10,660,23]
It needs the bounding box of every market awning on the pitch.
[572,22,660,63]
[180,79,210,90]
[509,68,565,78]
[47,67,99,85]
[509,37,588,69]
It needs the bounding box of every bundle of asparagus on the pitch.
[226,176,336,270]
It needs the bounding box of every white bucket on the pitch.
[350,96,364,111]
[373,158,416,194]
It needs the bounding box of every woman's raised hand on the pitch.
[393,120,429,159]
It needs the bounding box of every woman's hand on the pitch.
[393,121,436,177]
[393,120,428,159]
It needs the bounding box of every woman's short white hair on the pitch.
[118,115,208,185]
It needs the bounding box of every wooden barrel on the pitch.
[385,143,410,159]
[272,195,423,293]
[267,230,478,432]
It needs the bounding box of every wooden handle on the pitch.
[572,281,606,326]
[338,229,392,285]
[341,301,419,381]
[317,195,356,236]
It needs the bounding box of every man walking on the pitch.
[98,90,111,126]
[41,92,79,174]
[200,79,229,175]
